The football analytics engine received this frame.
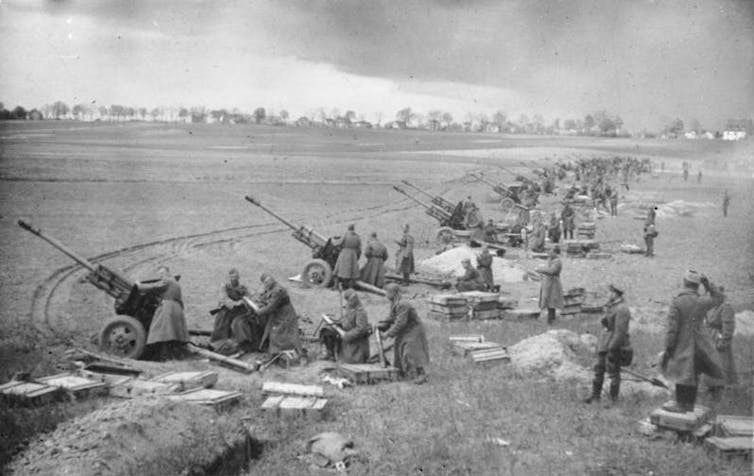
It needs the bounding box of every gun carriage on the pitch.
[18,220,168,360]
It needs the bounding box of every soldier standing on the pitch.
[660,271,723,413]
[136,266,189,360]
[360,232,388,288]
[333,224,361,289]
[584,284,631,405]
[535,246,564,325]
[561,202,575,240]
[722,191,730,217]
[395,224,415,286]
[702,286,738,407]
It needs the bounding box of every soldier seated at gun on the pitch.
[209,268,266,355]
[319,289,371,363]
[455,258,487,292]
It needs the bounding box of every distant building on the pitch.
[353,120,372,128]
[684,131,697,139]
[722,129,747,141]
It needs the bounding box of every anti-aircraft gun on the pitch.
[18,220,168,359]
[244,196,384,295]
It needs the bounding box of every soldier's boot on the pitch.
[604,380,620,407]
[547,308,556,325]
[584,380,603,403]
[663,385,695,413]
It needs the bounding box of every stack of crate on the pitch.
[428,294,469,320]
[460,291,501,320]
[577,222,596,239]
[562,287,585,317]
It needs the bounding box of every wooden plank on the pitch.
[704,436,753,458]
[261,395,285,416]
[261,381,324,398]
[497,298,518,309]
[650,403,710,432]
[715,415,754,437]
[471,349,510,363]
[429,294,468,305]
[153,371,219,391]
[449,335,485,343]
[185,343,257,373]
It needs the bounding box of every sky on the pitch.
[0,0,752,131]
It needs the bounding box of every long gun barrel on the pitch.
[245,195,328,244]
[400,180,455,213]
[19,219,97,272]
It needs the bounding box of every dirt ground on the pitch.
[1,121,752,474]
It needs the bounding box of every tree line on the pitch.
[0,100,748,138]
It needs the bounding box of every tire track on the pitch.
[29,197,419,339]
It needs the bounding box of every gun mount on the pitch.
[18,220,164,359]
[392,185,465,230]
[400,180,456,214]
[244,196,385,296]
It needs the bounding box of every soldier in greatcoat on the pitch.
[333,224,361,289]
[475,246,494,291]
[395,224,415,286]
[701,286,738,406]
[319,289,371,363]
[136,266,189,360]
[210,269,259,353]
[584,284,631,405]
[455,258,487,292]
[530,219,546,253]
[561,202,575,240]
[360,232,388,288]
[377,283,430,384]
[536,246,564,325]
[660,271,724,413]
[256,274,302,355]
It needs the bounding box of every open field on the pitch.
[1,121,753,474]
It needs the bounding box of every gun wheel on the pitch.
[99,316,146,359]
[499,197,515,213]
[301,258,333,288]
[436,226,456,244]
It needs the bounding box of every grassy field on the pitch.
[0,121,752,474]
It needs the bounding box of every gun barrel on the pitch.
[392,186,430,209]
[470,173,496,188]
[18,220,97,272]
[244,195,327,243]
[401,180,435,200]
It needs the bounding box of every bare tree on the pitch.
[396,107,413,124]
[427,110,443,131]
[253,107,266,124]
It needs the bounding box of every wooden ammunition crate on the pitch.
[497,297,518,310]
[261,395,328,420]
[262,382,324,398]
[36,373,108,400]
[153,371,218,391]
[168,388,242,411]
[500,309,541,320]
[109,378,180,398]
[452,341,502,357]
[336,363,400,385]
[0,381,60,406]
[704,436,753,459]
[650,403,710,432]
[449,335,485,343]
[470,348,510,363]
[714,415,753,437]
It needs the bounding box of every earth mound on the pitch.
[419,245,527,283]
[8,399,249,476]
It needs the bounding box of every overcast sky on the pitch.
[1,0,752,130]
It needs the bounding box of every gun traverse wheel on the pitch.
[99,316,146,359]
[301,258,333,288]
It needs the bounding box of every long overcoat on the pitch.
[597,297,631,353]
[395,233,415,274]
[456,266,486,292]
[662,288,723,386]
[381,299,429,376]
[334,231,362,280]
[339,304,371,364]
[258,283,302,354]
[476,251,494,289]
[360,239,388,288]
[702,302,738,386]
[537,257,564,309]
[139,277,189,345]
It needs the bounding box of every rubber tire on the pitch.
[436,226,456,244]
[301,258,333,288]
[499,197,515,212]
[99,315,146,360]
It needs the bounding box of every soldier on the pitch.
[722,191,730,217]
[377,283,429,384]
[697,170,702,183]
[547,212,561,244]
[535,246,564,325]
[476,246,494,291]
[210,268,261,354]
[643,222,657,257]
[256,274,302,355]
[561,202,575,240]
[645,205,657,227]
[609,189,619,216]
[702,286,738,407]
[530,218,546,253]
[584,284,631,405]
[319,289,371,363]
[455,258,487,292]
[660,271,723,413]
[333,224,361,289]
[395,224,415,286]
[483,219,498,242]
[136,265,189,360]
[360,232,388,288]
